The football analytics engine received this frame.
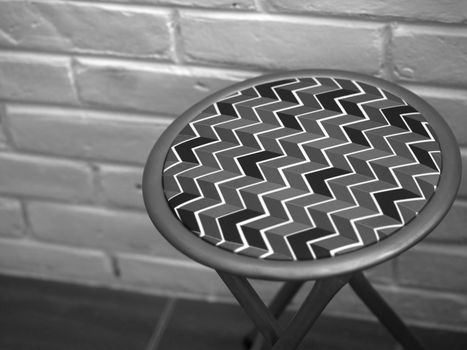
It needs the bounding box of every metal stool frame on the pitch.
[143,70,461,350]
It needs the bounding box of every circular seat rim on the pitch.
[143,69,461,281]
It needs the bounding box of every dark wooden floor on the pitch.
[1,275,466,350]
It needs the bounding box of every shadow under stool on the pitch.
[142,70,461,350]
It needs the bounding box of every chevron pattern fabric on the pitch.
[162,76,441,261]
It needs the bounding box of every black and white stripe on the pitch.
[162,76,441,261]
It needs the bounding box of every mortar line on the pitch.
[169,9,184,64]
[22,0,467,27]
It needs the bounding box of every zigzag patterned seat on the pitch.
[143,70,460,350]
[161,75,441,261]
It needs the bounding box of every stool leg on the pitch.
[249,336,265,350]
[349,272,425,350]
[271,274,351,350]
[217,271,282,347]
[245,281,304,349]
[218,271,350,350]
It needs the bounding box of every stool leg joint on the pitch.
[245,281,304,350]
[270,274,351,350]
[218,270,351,350]
[217,270,282,347]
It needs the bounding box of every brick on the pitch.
[180,12,385,74]
[267,0,467,23]
[117,253,284,302]
[28,201,186,259]
[289,264,393,312]
[0,126,8,150]
[0,2,171,58]
[392,25,467,87]
[362,260,394,284]
[0,238,114,282]
[98,165,145,209]
[117,254,228,298]
[0,53,77,104]
[383,287,467,331]
[396,244,467,293]
[0,198,25,238]
[323,283,371,319]
[461,149,467,197]
[6,105,170,164]
[74,58,255,114]
[427,200,467,244]
[97,0,255,10]
[0,153,93,201]
[0,103,9,150]
[327,284,467,331]
[404,85,467,146]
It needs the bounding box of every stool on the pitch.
[142,70,461,350]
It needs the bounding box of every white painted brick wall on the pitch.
[460,149,467,196]
[180,12,386,73]
[96,0,256,10]
[0,53,78,104]
[0,198,26,238]
[0,238,114,283]
[6,105,171,164]
[266,0,467,23]
[74,58,255,114]
[27,201,186,259]
[97,165,145,209]
[428,200,467,244]
[0,104,9,150]
[396,244,467,293]
[392,24,467,87]
[0,0,466,331]
[0,2,173,58]
[0,153,94,201]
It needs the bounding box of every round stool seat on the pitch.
[143,70,460,280]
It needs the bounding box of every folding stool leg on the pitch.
[349,272,425,350]
[217,271,282,348]
[246,281,304,349]
[271,274,351,350]
[219,270,350,350]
